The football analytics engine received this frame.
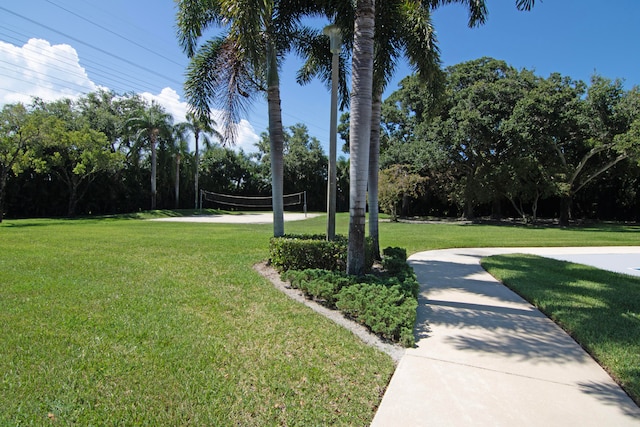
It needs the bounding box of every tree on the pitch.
[126,102,173,210]
[506,74,640,225]
[0,104,38,222]
[346,0,376,275]
[298,1,440,256]
[366,0,441,259]
[176,0,323,236]
[256,123,328,211]
[175,112,219,209]
[171,123,193,208]
[31,98,123,217]
[379,164,427,221]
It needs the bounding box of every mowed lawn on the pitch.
[1,213,638,424]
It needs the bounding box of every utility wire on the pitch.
[44,0,184,68]
[0,5,183,87]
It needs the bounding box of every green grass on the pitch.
[0,217,392,425]
[1,213,638,424]
[482,254,640,405]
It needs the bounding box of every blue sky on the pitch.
[1,0,639,153]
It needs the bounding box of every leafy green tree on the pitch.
[254,124,328,210]
[31,99,123,217]
[126,102,173,210]
[199,146,263,196]
[506,74,640,225]
[0,104,38,222]
[379,164,427,221]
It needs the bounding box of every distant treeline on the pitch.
[2,57,639,223]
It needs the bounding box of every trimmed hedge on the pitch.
[336,282,417,347]
[279,244,420,347]
[269,234,374,273]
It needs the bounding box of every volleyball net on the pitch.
[200,190,307,215]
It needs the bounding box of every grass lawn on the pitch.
[1,212,638,424]
[481,254,640,405]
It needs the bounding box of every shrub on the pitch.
[273,240,418,347]
[336,282,417,347]
[270,234,374,273]
[269,234,348,272]
[282,269,355,307]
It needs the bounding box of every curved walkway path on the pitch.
[372,247,640,426]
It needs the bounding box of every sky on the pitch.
[1,0,639,154]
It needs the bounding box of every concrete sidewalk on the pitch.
[371,247,640,426]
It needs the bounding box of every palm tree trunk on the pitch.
[194,131,200,209]
[151,138,157,210]
[368,87,382,261]
[266,41,285,237]
[175,153,181,209]
[347,0,375,276]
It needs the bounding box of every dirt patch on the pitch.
[253,261,405,363]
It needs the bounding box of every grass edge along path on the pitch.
[482,254,640,406]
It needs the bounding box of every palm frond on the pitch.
[185,36,260,145]
[176,0,224,57]
[425,0,488,27]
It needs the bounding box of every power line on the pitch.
[44,0,184,68]
[0,5,183,88]
[0,28,165,94]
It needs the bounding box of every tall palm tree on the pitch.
[175,112,219,209]
[345,0,535,273]
[176,0,322,236]
[127,102,173,210]
[346,0,376,276]
[171,123,193,209]
[367,1,441,260]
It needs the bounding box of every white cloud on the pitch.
[0,38,101,105]
[0,38,260,153]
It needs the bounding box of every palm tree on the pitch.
[346,0,376,276]
[345,0,536,273]
[175,112,220,209]
[171,123,193,209]
[367,1,441,260]
[127,102,173,210]
[176,0,323,237]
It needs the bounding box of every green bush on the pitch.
[282,269,355,307]
[269,234,348,272]
[382,247,411,278]
[273,238,418,347]
[269,234,374,273]
[336,282,417,347]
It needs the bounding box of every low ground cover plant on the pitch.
[276,238,419,347]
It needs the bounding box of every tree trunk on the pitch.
[0,170,7,223]
[151,138,157,210]
[194,131,200,209]
[347,0,375,276]
[175,153,181,209]
[368,88,382,261]
[266,41,285,237]
[559,195,572,226]
[67,176,79,217]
